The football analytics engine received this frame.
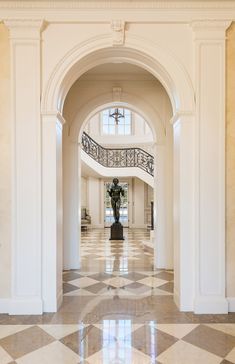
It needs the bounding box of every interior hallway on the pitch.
[1,229,235,363]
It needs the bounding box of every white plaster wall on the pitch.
[0,24,11,300]
[87,177,103,228]
[132,178,146,228]
[56,123,63,303]
[226,23,235,303]
[81,177,88,208]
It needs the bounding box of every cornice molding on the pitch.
[191,20,232,31]
[1,1,235,10]
[41,111,66,126]
[191,20,232,40]
[4,19,45,38]
[4,19,44,29]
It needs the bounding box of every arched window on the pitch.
[102,108,132,135]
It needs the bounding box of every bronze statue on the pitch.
[108,178,124,223]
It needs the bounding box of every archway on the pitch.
[41,36,195,313]
[63,95,173,277]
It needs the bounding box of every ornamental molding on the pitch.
[170,110,195,125]
[41,111,66,126]
[4,19,46,38]
[191,20,232,32]
[4,19,45,29]
[1,1,235,10]
[111,20,125,46]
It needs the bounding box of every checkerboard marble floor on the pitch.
[1,228,235,364]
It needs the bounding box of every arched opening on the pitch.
[41,40,195,313]
[62,61,173,272]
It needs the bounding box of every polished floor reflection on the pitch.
[1,228,235,363]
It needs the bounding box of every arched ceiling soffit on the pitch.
[68,93,163,144]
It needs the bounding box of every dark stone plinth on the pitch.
[110,222,124,240]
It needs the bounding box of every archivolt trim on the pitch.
[41,32,195,118]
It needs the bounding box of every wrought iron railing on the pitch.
[81,131,154,176]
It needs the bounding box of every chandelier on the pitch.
[109,108,124,125]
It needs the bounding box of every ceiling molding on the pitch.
[1,1,235,10]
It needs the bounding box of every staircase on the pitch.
[81,132,154,186]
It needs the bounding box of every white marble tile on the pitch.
[154,324,199,339]
[156,340,222,364]
[70,277,98,288]
[0,346,13,364]
[86,346,152,364]
[225,347,235,363]
[103,276,133,288]
[93,323,143,339]
[137,277,168,288]
[140,288,172,296]
[64,289,95,296]
[38,324,87,340]
[0,325,32,340]
[16,341,81,364]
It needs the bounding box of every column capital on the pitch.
[4,19,45,39]
[191,20,232,41]
[41,111,66,126]
[170,110,195,125]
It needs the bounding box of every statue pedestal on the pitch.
[110,222,124,240]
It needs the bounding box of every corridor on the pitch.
[1,229,235,363]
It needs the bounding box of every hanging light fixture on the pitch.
[109,108,124,125]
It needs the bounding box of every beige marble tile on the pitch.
[103,276,133,288]
[38,324,87,340]
[86,346,152,364]
[132,325,178,357]
[205,324,235,337]
[64,289,95,296]
[156,340,222,364]
[60,325,104,358]
[183,324,235,357]
[137,277,168,288]
[0,325,32,340]
[155,324,199,339]
[226,347,235,363]
[0,346,13,364]
[0,326,55,359]
[16,341,81,364]
[70,277,99,288]
[93,322,144,339]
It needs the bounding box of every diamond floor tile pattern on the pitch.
[1,229,235,363]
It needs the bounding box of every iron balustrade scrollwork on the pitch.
[81,132,154,176]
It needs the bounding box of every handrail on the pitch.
[81,131,154,176]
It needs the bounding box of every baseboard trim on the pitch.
[9,297,43,315]
[227,297,235,312]
[194,296,228,314]
[0,298,10,313]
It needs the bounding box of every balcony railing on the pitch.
[81,131,154,176]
